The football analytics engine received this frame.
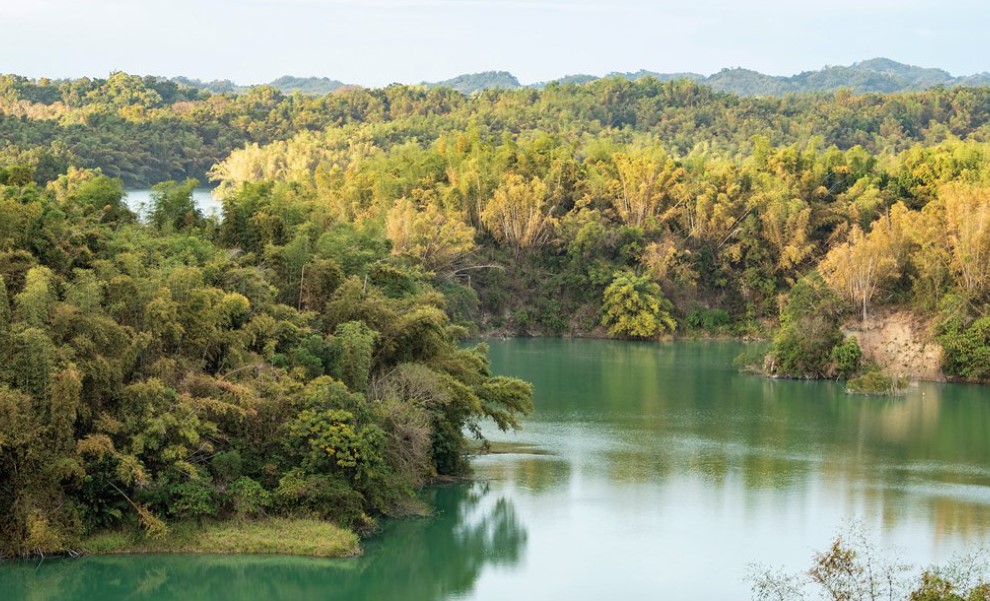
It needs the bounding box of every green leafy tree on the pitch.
[149,179,202,232]
[328,321,378,392]
[600,271,676,338]
[767,275,851,379]
[14,267,56,328]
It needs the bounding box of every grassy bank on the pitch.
[81,519,360,558]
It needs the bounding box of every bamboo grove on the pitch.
[4,72,990,554]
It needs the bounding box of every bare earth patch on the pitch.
[844,310,944,381]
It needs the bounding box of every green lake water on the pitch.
[3,339,990,600]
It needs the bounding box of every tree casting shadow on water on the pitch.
[0,481,527,601]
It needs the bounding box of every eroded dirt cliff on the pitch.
[843,310,944,382]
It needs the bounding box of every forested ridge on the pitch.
[4,70,990,556]
[6,69,990,186]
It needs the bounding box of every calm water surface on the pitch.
[3,339,990,600]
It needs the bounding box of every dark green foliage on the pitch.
[0,175,532,556]
[936,297,990,381]
[767,275,850,379]
[170,479,219,520]
[273,470,367,528]
[227,477,271,518]
[686,308,731,334]
[830,338,863,380]
[210,451,243,485]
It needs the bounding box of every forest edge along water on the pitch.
[6,71,990,601]
[3,339,990,600]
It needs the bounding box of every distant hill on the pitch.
[170,75,346,96]
[267,76,348,95]
[423,71,521,94]
[165,59,990,97]
[535,59,990,96]
[170,76,243,95]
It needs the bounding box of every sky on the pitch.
[0,0,987,86]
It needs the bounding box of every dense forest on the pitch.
[0,170,532,556]
[6,67,990,187]
[4,69,990,556]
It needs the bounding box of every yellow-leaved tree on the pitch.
[385,199,476,272]
[481,174,555,253]
[758,192,814,276]
[819,221,899,322]
[939,183,990,301]
[611,149,686,228]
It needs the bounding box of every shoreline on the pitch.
[77,518,361,559]
[475,331,990,386]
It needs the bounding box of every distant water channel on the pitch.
[3,339,990,600]
[123,188,222,218]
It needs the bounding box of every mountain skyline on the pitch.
[3,0,986,88]
[98,57,990,97]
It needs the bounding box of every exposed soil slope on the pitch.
[844,310,944,382]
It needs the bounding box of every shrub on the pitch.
[273,470,367,528]
[686,307,731,333]
[766,275,847,379]
[830,337,863,379]
[210,451,243,485]
[847,370,907,396]
[228,477,271,518]
[170,479,218,520]
[600,271,675,338]
[937,309,990,381]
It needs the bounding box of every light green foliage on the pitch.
[5,327,58,398]
[228,477,271,518]
[48,168,130,223]
[477,376,534,432]
[0,274,9,335]
[15,266,56,327]
[288,406,386,480]
[285,378,386,486]
[846,370,906,396]
[600,271,676,338]
[328,321,378,392]
[149,179,202,232]
[65,269,104,312]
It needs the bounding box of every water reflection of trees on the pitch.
[486,339,990,539]
[479,456,571,494]
[0,482,527,601]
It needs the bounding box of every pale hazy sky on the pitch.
[0,0,986,86]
